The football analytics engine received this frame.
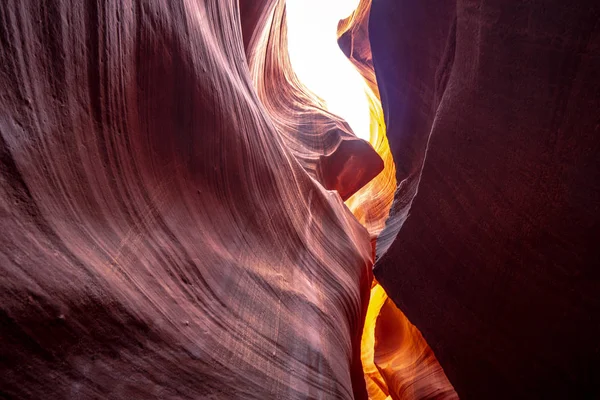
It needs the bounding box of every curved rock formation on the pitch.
[245,1,456,397]
[371,0,600,398]
[1,0,599,399]
[0,1,375,398]
[335,2,457,398]
[246,0,383,203]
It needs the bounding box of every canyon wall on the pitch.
[0,1,374,398]
[1,0,599,399]
[371,1,600,398]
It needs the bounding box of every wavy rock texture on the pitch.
[0,0,377,398]
[246,0,383,203]
[0,0,456,398]
[371,0,600,398]
[242,0,455,398]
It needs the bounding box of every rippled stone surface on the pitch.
[0,1,375,398]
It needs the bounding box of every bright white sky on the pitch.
[285,0,371,141]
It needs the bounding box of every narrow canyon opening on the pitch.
[280,1,457,398]
[285,0,371,142]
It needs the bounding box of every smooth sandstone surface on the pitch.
[0,1,374,398]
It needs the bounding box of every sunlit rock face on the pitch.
[371,0,600,398]
[245,0,384,203]
[244,1,456,399]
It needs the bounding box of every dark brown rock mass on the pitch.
[372,1,600,398]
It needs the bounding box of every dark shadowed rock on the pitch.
[371,0,600,398]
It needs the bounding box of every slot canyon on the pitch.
[0,0,598,399]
